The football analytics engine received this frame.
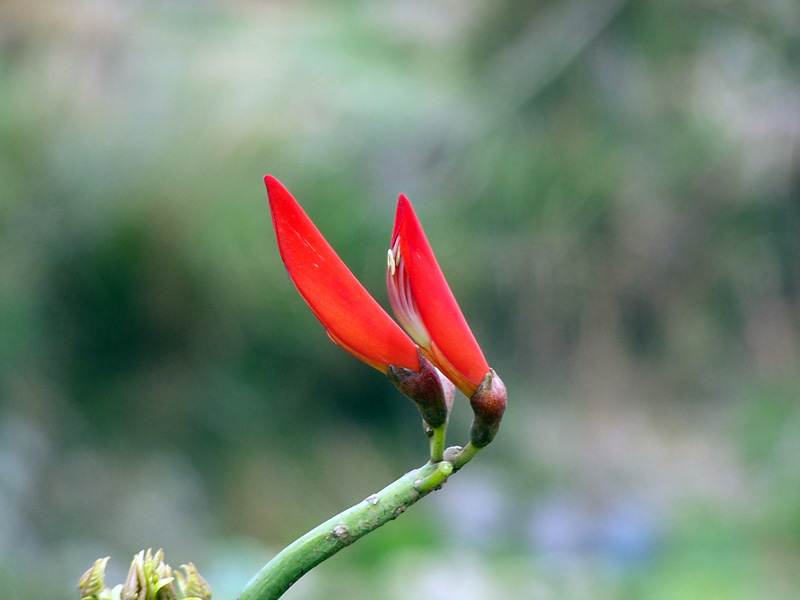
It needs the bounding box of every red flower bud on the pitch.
[387,195,490,397]
[265,176,420,373]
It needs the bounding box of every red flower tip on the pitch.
[387,194,490,397]
[265,175,420,373]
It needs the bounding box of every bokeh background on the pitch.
[2,1,800,598]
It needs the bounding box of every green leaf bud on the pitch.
[78,557,110,599]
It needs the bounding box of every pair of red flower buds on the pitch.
[265,176,506,453]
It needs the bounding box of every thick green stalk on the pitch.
[237,460,448,600]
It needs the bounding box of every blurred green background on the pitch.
[2,1,800,598]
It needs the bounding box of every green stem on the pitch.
[415,460,453,494]
[429,426,446,462]
[237,460,448,600]
[452,442,481,471]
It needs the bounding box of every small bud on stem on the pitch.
[468,370,506,448]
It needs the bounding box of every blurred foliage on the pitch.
[1,0,800,599]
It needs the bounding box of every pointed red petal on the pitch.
[265,176,420,373]
[390,195,489,395]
